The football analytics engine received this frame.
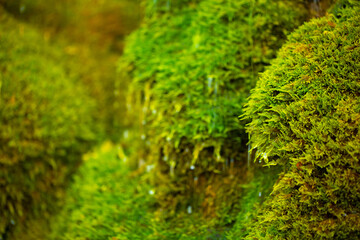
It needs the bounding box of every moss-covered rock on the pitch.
[0,8,96,238]
[242,3,360,239]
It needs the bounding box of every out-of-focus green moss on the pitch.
[0,0,142,140]
[0,8,96,238]
[119,0,309,230]
[242,3,360,239]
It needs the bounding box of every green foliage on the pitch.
[242,5,360,239]
[119,0,308,229]
[0,8,96,238]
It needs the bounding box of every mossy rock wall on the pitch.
[119,0,310,225]
[0,8,96,238]
[242,3,360,239]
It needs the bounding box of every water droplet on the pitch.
[123,130,129,139]
[139,159,145,168]
[185,148,190,153]
[230,158,234,163]
[126,103,132,110]
[166,136,171,142]
[146,164,154,172]
[170,165,174,176]
[190,165,195,170]
[187,205,192,214]
[142,107,147,113]
[123,157,127,163]
[207,77,213,89]
[20,4,26,13]
[142,120,146,125]
[247,144,251,167]
[149,190,155,195]
[141,134,146,140]
[152,109,157,114]
[259,192,262,197]
[343,213,347,217]
[163,156,168,161]
[10,219,15,225]
[194,177,198,182]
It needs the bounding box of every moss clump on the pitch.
[0,8,96,238]
[242,3,360,239]
[119,0,309,228]
[0,0,142,140]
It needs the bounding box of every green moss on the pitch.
[119,0,309,230]
[0,8,96,238]
[242,4,360,239]
[49,142,231,239]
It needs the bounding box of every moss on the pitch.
[242,4,360,239]
[49,142,232,239]
[0,0,142,141]
[0,8,96,238]
[119,0,309,230]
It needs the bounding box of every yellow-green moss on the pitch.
[0,8,96,238]
[243,3,360,239]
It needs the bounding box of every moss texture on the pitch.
[0,8,96,238]
[242,3,360,239]
[119,0,310,227]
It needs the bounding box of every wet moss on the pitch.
[242,3,360,239]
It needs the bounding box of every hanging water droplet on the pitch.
[141,134,146,140]
[123,157,127,163]
[152,109,157,114]
[166,136,171,142]
[170,165,174,176]
[139,159,145,168]
[343,213,347,217]
[142,107,147,113]
[185,148,190,153]
[187,205,192,214]
[247,143,251,167]
[20,4,26,13]
[149,190,155,195]
[163,155,168,161]
[10,219,15,225]
[259,192,262,197]
[146,164,154,172]
[194,176,198,182]
[190,165,195,170]
[142,120,146,125]
[123,130,129,139]
[207,77,213,89]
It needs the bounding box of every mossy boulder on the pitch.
[120,0,310,227]
[0,8,96,238]
[242,3,360,239]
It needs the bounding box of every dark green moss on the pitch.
[0,8,96,238]
[243,4,360,239]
